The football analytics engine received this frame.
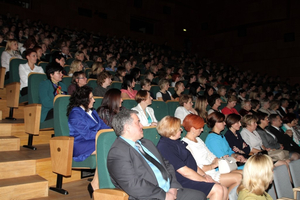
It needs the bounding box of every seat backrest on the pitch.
[53,95,71,137]
[85,68,91,79]
[149,100,168,121]
[150,85,160,99]
[273,165,294,199]
[66,58,74,65]
[28,73,48,104]
[201,124,211,142]
[122,99,138,110]
[289,159,300,187]
[85,61,94,68]
[166,100,179,117]
[0,46,5,64]
[9,58,27,83]
[64,65,70,74]
[111,81,122,90]
[135,83,141,91]
[62,76,72,89]
[267,183,277,200]
[94,97,103,109]
[220,102,227,110]
[87,79,97,90]
[235,103,241,112]
[168,87,175,95]
[37,61,49,72]
[96,127,161,189]
[182,89,189,94]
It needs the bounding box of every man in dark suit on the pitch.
[267,114,300,155]
[107,109,206,200]
[277,98,289,118]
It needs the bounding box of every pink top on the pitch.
[120,89,138,99]
[221,106,239,115]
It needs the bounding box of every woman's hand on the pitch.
[236,155,247,163]
[150,122,157,126]
[189,108,198,115]
[285,130,293,137]
[232,146,240,153]
[204,174,215,183]
[211,158,219,168]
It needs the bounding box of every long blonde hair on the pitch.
[69,60,82,75]
[5,39,18,51]
[237,154,273,195]
[194,96,208,121]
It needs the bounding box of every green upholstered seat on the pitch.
[122,99,137,110]
[28,73,48,104]
[37,61,49,72]
[150,85,160,99]
[87,79,97,90]
[9,58,27,84]
[40,119,54,129]
[182,89,189,94]
[149,100,168,121]
[166,100,179,117]
[0,46,5,64]
[152,77,159,85]
[235,103,241,112]
[85,61,94,68]
[62,76,72,89]
[53,95,96,169]
[66,58,74,65]
[111,81,122,90]
[134,83,141,91]
[85,68,91,78]
[108,71,115,76]
[220,102,227,110]
[64,65,70,74]
[200,124,211,142]
[94,97,103,109]
[168,87,175,95]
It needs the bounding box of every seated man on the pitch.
[107,109,206,200]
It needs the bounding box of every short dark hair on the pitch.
[251,99,260,109]
[24,48,36,58]
[282,113,297,124]
[269,114,279,124]
[207,112,225,128]
[112,109,138,136]
[226,114,241,128]
[46,64,63,79]
[122,75,135,89]
[71,71,85,84]
[280,98,288,105]
[256,112,268,125]
[135,90,149,104]
[208,94,220,107]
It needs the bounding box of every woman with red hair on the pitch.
[182,114,242,193]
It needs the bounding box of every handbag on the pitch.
[267,149,289,161]
[218,157,237,174]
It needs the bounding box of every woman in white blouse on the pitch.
[174,94,197,123]
[182,114,242,193]
[1,39,22,79]
[19,48,44,96]
[131,90,157,126]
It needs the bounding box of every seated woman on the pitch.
[204,85,214,99]
[130,68,141,84]
[33,46,44,63]
[67,71,87,95]
[238,100,252,116]
[67,85,110,196]
[120,74,138,99]
[182,114,242,193]
[97,88,125,127]
[269,100,280,115]
[172,81,185,100]
[75,51,88,69]
[240,115,264,155]
[258,99,271,116]
[113,66,126,82]
[46,52,66,75]
[207,94,222,115]
[1,39,22,79]
[198,76,207,90]
[88,62,104,79]
[205,112,247,168]
[156,79,173,101]
[194,96,208,122]
[39,65,67,123]
[224,114,251,157]
[189,82,201,101]
[175,94,198,123]
[237,154,274,200]
[94,71,112,97]
[140,78,154,99]
[221,95,239,118]
[171,73,180,87]
[19,49,44,96]
[249,99,260,114]
[156,116,228,200]
[218,86,227,103]
[105,57,117,72]
[68,60,83,77]
[282,113,300,146]
[131,90,157,126]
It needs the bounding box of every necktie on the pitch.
[135,142,168,181]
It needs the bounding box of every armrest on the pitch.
[293,186,300,199]
[93,188,129,200]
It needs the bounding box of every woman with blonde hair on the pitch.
[237,154,273,200]
[172,81,185,100]
[194,96,208,122]
[89,61,104,79]
[69,59,83,76]
[1,39,22,79]
[156,79,173,101]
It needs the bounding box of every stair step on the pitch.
[0,175,48,200]
[0,136,20,151]
[0,160,36,179]
[0,123,12,136]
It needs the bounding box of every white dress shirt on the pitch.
[19,63,44,90]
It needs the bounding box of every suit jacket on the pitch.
[256,126,281,149]
[39,79,67,122]
[277,107,287,117]
[267,125,300,153]
[131,104,157,126]
[107,137,182,200]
